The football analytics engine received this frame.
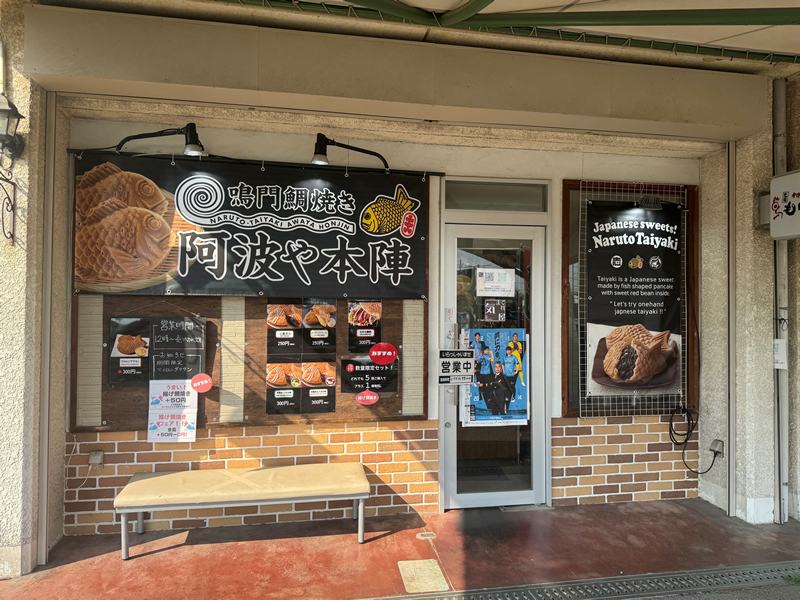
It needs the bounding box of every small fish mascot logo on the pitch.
[360,184,420,236]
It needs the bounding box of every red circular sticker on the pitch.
[356,390,380,405]
[369,342,397,365]
[191,373,213,393]
[346,363,355,373]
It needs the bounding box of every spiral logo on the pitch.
[175,175,225,225]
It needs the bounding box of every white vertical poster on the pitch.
[147,380,198,442]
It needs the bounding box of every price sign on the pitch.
[484,299,506,322]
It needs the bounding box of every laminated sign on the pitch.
[72,154,428,298]
[585,201,683,398]
[438,350,474,385]
[147,380,198,442]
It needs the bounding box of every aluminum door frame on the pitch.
[441,223,547,509]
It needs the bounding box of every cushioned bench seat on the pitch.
[114,463,370,559]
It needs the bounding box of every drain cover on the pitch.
[398,559,449,594]
[366,560,800,600]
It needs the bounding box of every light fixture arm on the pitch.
[326,136,389,172]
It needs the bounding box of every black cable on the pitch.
[669,403,717,475]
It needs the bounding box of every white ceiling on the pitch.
[343,0,800,56]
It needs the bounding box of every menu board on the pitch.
[347,301,382,352]
[266,298,337,415]
[341,357,398,393]
[150,317,207,380]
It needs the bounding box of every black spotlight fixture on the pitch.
[0,94,25,159]
[311,133,389,172]
[639,195,662,210]
[115,123,205,156]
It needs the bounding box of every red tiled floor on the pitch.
[3,499,800,600]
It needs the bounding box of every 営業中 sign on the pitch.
[438,350,474,385]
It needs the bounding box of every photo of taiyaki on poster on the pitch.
[108,317,150,358]
[73,162,201,292]
[303,303,337,329]
[301,362,337,387]
[588,323,681,395]
[267,304,303,329]
[359,184,420,236]
[348,301,381,327]
[266,363,303,389]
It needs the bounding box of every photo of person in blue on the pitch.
[463,328,529,425]
[475,346,494,403]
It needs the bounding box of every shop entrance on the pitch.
[441,223,547,509]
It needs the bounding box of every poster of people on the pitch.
[72,153,427,298]
[585,201,683,397]
[460,328,529,427]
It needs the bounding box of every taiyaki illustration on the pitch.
[267,306,288,327]
[348,302,381,326]
[76,163,168,225]
[605,324,673,358]
[267,365,287,387]
[603,337,666,384]
[117,334,146,355]
[360,184,419,235]
[74,200,172,282]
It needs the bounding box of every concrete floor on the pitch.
[2,499,800,600]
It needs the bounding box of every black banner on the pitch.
[73,154,428,298]
[341,357,398,393]
[585,201,683,393]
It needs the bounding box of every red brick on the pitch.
[118,442,153,452]
[552,477,577,487]
[621,483,647,493]
[78,443,116,453]
[551,468,564,478]
[296,456,328,465]
[330,433,360,443]
[647,443,674,452]
[634,472,660,482]
[634,454,659,463]
[224,506,258,516]
[608,454,633,464]
[98,476,131,488]
[565,467,593,476]
[551,427,564,437]
[328,500,353,509]
[607,435,633,444]
[565,447,593,456]
[295,502,326,510]
[97,524,122,534]
[243,515,277,525]
[65,502,95,513]
[313,510,344,520]
[661,490,686,499]
[579,496,605,505]
[77,489,115,500]
[67,478,97,489]
[394,431,423,440]
[156,463,189,472]
[191,461,226,470]
[607,417,633,424]
[593,485,619,495]
[424,430,438,439]
[362,453,393,463]
[564,427,592,436]
[673,480,699,490]
[608,494,633,503]
[366,496,392,507]
[173,519,206,528]
[104,453,136,464]
[553,437,578,446]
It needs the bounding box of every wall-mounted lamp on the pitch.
[639,196,662,211]
[115,123,205,156]
[0,94,25,159]
[312,133,389,173]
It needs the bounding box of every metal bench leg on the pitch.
[352,499,358,520]
[121,513,129,560]
[137,512,143,534]
[358,498,365,544]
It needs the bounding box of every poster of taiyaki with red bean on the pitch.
[72,153,428,298]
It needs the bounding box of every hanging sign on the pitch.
[585,201,683,398]
[461,329,528,426]
[770,170,800,240]
[72,153,428,298]
[438,350,474,385]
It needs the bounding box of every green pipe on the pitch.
[346,0,438,25]
[439,0,495,27]
[460,8,800,27]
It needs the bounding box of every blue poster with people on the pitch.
[461,328,529,427]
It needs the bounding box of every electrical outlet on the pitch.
[88,450,104,470]
[709,439,724,457]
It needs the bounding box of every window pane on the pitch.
[446,181,547,212]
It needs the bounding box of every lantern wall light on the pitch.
[0,94,24,160]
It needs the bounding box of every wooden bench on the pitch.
[113,462,370,559]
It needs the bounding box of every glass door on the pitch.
[442,224,546,509]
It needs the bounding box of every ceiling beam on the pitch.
[439,0,494,27]
[459,8,800,28]
[346,0,438,26]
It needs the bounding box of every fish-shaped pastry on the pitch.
[360,184,419,235]
[117,334,146,355]
[74,199,172,282]
[76,164,168,226]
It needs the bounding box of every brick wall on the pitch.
[64,420,439,536]
[552,415,699,505]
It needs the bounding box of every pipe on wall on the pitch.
[727,140,737,519]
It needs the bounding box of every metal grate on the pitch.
[363,560,800,600]
[578,181,688,418]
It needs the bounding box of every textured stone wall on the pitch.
[63,421,438,535]
[552,416,698,505]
